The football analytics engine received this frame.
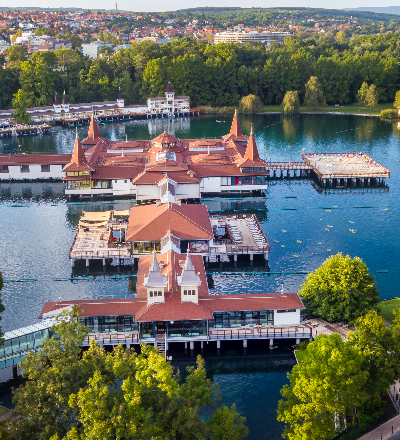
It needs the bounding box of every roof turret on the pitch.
[62,90,68,105]
[178,248,201,287]
[143,249,167,288]
[243,124,260,162]
[166,81,173,94]
[63,128,94,172]
[118,87,123,100]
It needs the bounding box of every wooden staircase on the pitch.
[155,334,166,359]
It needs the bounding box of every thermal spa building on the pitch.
[62,111,271,199]
[40,249,306,348]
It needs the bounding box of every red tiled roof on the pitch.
[152,132,179,144]
[126,203,213,242]
[132,170,200,185]
[0,154,71,165]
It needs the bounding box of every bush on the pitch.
[380,108,398,119]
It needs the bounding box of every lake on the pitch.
[0,113,398,439]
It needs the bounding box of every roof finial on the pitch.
[250,123,253,135]
[75,126,78,138]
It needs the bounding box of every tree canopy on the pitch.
[281,90,300,115]
[299,253,380,323]
[11,309,248,440]
[278,311,400,439]
[277,333,369,440]
[303,76,325,109]
[238,94,263,114]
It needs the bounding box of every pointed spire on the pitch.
[243,123,260,162]
[149,248,161,272]
[118,87,122,100]
[229,109,243,137]
[88,113,101,140]
[54,92,59,106]
[62,90,68,105]
[183,247,195,271]
[71,128,87,166]
[166,81,173,94]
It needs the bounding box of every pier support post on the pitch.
[367,178,370,187]
[102,258,106,266]
[344,179,348,188]
[243,339,247,348]
[383,177,386,185]
[264,252,269,261]
[269,338,274,347]
[184,342,187,350]
[296,338,300,345]
[249,254,253,261]
[217,340,221,349]
[165,341,169,350]
[86,258,90,267]
[71,259,75,268]
[234,254,237,262]
[190,341,194,350]
[126,343,130,349]
[116,258,120,266]
[201,341,203,350]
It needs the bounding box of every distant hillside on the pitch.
[344,7,400,16]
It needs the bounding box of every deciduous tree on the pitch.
[393,90,400,108]
[299,253,380,323]
[303,76,325,109]
[277,334,369,440]
[281,90,300,115]
[239,94,263,114]
[365,83,379,108]
[11,309,247,440]
[12,89,32,124]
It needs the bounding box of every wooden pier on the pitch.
[60,108,200,127]
[0,124,51,137]
[302,152,390,188]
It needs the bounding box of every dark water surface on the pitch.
[0,114,399,439]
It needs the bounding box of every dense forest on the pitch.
[4,32,400,111]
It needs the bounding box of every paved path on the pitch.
[358,414,400,440]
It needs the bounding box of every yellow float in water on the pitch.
[296,240,302,243]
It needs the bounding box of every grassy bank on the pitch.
[378,299,400,323]
[199,103,396,116]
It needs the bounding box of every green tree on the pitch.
[239,94,263,114]
[357,81,370,107]
[365,83,379,108]
[393,90,400,108]
[299,253,380,323]
[5,45,28,69]
[281,90,300,115]
[12,89,32,124]
[348,311,400,411]
[277,333,369,440]
[11,309,247,440]
[303,76,325,109]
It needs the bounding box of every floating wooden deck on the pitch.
[302,152,390,188]
[0,124,51,137]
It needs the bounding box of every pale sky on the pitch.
[4,1,400,13]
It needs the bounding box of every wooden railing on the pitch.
[83,332,140,345]
[209,326,312,340]
[70,248,131,259]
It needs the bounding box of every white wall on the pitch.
[0,164,65,180]
[175,183,200,199]
[273,309,300,326]
[65,188,113,195]
[112,179,136,196]
[201,177,221,193]
[135,185,160,201]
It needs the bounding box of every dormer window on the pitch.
[157,151,176,161]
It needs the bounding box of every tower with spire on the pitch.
[62,91,69,113]
[63,129,94,174]
[53,92,61,114]
[143,249,167,305]
[81,114,107,149]
[117,87,124,108]
[238,124,267,170]
[177,249,201,304]
[222,109,249,144]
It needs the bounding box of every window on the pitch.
[0,165,8,173]
[149,291,153,297]
[41,164,50,172]
[124,180,127,183]
[277,309,296,313]
[158,291,162,297]
[20,165,29,173]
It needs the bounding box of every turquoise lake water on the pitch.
[0,113,399,438]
